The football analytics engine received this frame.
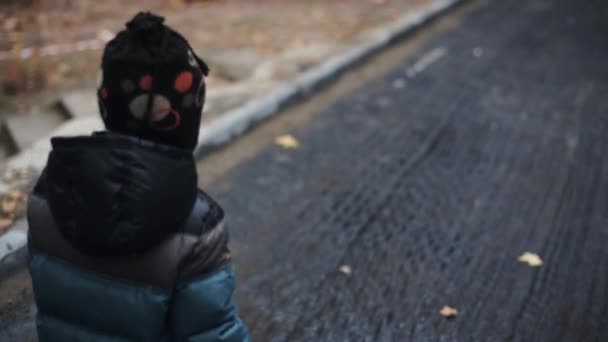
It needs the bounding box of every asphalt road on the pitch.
[203,0,608,340]
[2,0,608,341]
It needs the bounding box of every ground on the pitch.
[0,0,428,110]
[2,0,608,340]
[0,0,432,161]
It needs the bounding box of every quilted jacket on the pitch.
[27,132,249,341]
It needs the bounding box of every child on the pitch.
[27,12,249,341]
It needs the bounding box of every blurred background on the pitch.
[0,0,428,163]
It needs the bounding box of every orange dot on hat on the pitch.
[139,75,153,91]
[100,87,108,99]
[174,71,193,93]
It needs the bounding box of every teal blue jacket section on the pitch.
[29,253,249,342]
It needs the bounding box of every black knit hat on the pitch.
[98,12,209,150]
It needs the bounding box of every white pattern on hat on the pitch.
[128,94,171,120]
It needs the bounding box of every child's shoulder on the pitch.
[179,190,225,236]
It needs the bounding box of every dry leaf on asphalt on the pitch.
[275,135,300,149]
[439,306,458,318]
[339,265,352,276]
[518,252,543,267]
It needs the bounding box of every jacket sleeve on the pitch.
[169,193,250,342]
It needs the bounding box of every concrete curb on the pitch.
[0,0,463,273]
[194,0,462,155]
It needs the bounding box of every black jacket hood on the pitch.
[44,132,198,256]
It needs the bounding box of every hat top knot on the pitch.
[126,12,166,42]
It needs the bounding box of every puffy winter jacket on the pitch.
[27,132,249,341]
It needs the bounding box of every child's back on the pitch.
[27,13,249,342]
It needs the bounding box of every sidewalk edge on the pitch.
[194,0,463,155]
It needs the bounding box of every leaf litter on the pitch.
[275,134,300,149]
[518,252,543,267]
[439,306,458,318]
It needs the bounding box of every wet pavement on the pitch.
[204,0,608,340]
[2,0,608,340]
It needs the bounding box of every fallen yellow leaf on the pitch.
[439,306,458,318]
[339,265,352,275]
[518,252,543,267]
[275,135,300,149]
